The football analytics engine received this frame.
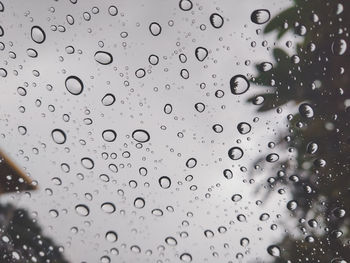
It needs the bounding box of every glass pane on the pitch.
[0,0,349,262]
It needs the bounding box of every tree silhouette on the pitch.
[250,0,350,261]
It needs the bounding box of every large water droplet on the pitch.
[94,51,113,65]
[251,9,271,25]
[331,39,347,55]
[195,47,208,62]
[51,129,66,144]
[75,204,89,216]
[306,142,318,154]
[105,231,118,242]
[186,158,197,168]
[149,22,162,36]
[179,0,193,11]
[101,93,116,106]
[299,103,314,118]
[132,129,150,143]
[237,122,251,134]
[231,194,242,202]
[159,176,171,189]
[228,147,244,160]
[81,157,94,169]
[102,129,117,142]
[31,26,46,44]
[209,13,224,28]
[266,153,279,163]
[267,245,281,257]
[230,75,250,95]
[101,202,116,213]
[65,76,84,95]
[134,197,145,208]
[180,253,192,262]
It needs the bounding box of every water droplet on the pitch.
[165,236,177,246]
[0,68,7,77]
[101,202,116,213]
[251,9,271,25]
[231,194,242,202]
[132,129,150,143]
[331,39,347,55]
[195,47,208,62]
[333,208,346,218]
[51,129,66,144]
[287,200,298,211]
[228,147,244,160]
[81,157,94,169]
[94,51,113,65]
[26,48,38,58]
[259,213,270,221]
[179,0,193,11]
[75,204,89,216]
[237,122,251,134]
[212,124,223,133]
[186,158,197,168]
[223,169,233,179]
[65,75,84,95]
[149,54,159,65]
[209,13,224,29]
[108,5,118,16]
[299,103,314,118]
[194,102,205,112]
[180,253,192,262]
[102,129,117,142]
[105,231,118,242]
[134,197,145,209]
[266,153,279,163]
[267,245,280,257]
[149,22,162,36]
[230,75,250,95]
[164,104,173,114]
[240,238,249,247]
[180,69,189,79]
[259,62,273,72]
[101,93,116,106]
[159,176,171,189]
[306,142,318,154]
[135,68,146,78]
[31,26,46,44]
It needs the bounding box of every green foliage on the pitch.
[250,0,350,261]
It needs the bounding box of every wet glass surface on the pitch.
[0,0,349,262]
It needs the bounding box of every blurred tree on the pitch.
[0,151,69,263]
[250,0,350,262]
